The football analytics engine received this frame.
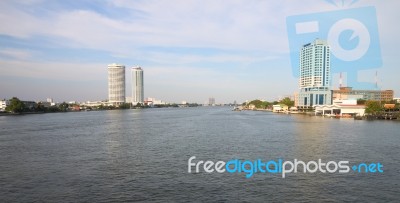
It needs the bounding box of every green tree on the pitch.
[357,99,367,105]
[48,106,60,112]
[34,102,46,112]
[119,103,131,109]
[59,102,69,112]
[5,97,26,113]
[365,100,383,114]
[280,97,295,108]
[249,100,263,108]
[188,103,200,107]
[247,100,271,109]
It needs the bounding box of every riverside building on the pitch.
[297,39,332,109]
[332,87,393,102]
[131,66,144,105]
[108,63,125,106]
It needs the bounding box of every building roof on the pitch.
[384,104,395,109]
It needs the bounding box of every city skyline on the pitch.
[0,1,399,103]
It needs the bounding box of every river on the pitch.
[0,107,399,202]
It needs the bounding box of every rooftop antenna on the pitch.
[375,71,378,90]
[339,72,343,88]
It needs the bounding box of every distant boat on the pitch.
[232,106,242,111]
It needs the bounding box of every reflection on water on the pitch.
[292,116,332,160]
[0,107,399,202]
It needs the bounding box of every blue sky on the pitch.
[0,0,399,103]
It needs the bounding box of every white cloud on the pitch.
[1,0,399,56]
[0,59,105,81]
[127,50,279,66]
[0,1,300,53]
[0,49,33,60]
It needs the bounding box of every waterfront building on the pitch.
[125,97,132,104]
[84,101,108,107]
[293,92,299,107]
[46,98,56,106]
[1,99,35,111]
[209,98,215,106]
[315,100,366,117]
[131,66,144,105]
[273,104,288,113]
[38,101,51,108]
[108,63,126,106]
[0,99,9,112]
[248,104,256,110]
[332,87,393,102]
[22,101,36,110]
[145,97,166,106]
[297,39,332,108]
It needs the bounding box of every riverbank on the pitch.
[0,105,203,116]
[242,108,400,120]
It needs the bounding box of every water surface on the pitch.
[0,107,399,202]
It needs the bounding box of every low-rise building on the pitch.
[22,101,36,110]
[83,101,109,107]
[0,99,10,112]
[314,100,365,117]
[145,97,167,106]
[37,101,52,108]
[248,104,256,110]
[332,87,393,102]
[1,99,36,111]
[273,104,288,112]
[384,104,395,110]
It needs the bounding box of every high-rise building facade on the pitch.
[108,63,125,106]
[297,39,332,108]
[131,66,144,105]
[208,97,215,106]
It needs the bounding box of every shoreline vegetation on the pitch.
[243,108,400,121]
[0,97,201,116]
[2,97,399,120]
[239,98,400,121]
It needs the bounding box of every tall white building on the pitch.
[208,97,215,106]
[297,39,332,108]
[131,66,144,105]
[108,63,125,106]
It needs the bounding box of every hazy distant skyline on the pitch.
[1,0,399,103]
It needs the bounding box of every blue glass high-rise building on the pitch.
[297,39,332,108]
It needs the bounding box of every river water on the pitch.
[0,107,399,202]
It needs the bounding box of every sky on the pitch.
[0,0,399,104]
